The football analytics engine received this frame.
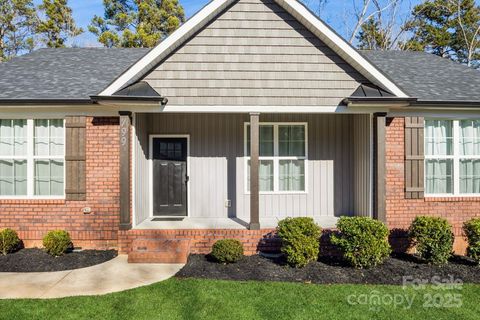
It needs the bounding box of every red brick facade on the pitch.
[0,117,120,249]
[118,229,281,256]
[386,117,480,254]
[1,115,477,256]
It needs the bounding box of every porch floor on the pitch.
[135,218,249,230]
[134,216,339,230]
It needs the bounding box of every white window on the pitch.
[0,119,65,198]
[425,119,480,196]
[245,123,307,193]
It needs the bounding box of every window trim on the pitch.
[0,118,66,200]
[244,122,308,195]
[425,119,480,197]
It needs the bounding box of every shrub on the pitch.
[331,217,391,269]
[43,230,72,256]
[463,218,480,265]
[211,239,244,263]
[277,217,321,268]
[0,228,20,255]
[409,216,454,265]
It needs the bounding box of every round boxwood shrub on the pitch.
[211,239,244,263]
[463,218,480,265]
[409,216,454,265]
[331,217,391,269]
[43,230,72,257]
[0,228,20,255]
[277,217,321,268]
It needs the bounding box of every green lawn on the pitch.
[0,278,479,320]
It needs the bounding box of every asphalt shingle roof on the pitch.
[362,50,480,102]
[0,48,479,102]
[0,48,149,100]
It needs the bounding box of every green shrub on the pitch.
[0,228,20,255]
[463,218,480,265]
[409,216,454,265]
[211,239,244,263]
[331,217,391,269]
[43,230,72,256]
[277,217,321,268]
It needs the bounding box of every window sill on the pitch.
[424,196,480,202]
[245,192,308,195]
[0,198,66,205]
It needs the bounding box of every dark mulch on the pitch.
[176,253,480,285]
[0,249,117,272]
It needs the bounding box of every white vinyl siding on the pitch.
[0,119,65,198]
[245,123,307,194]
[425,119,480,196]
[134,113,358,225]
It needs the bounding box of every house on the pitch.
[1,0,480,263]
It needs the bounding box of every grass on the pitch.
[0,278,479,320]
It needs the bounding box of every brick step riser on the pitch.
[128,238,191,263]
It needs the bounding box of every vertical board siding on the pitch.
[353,114,372,217]
[134,114,150,224]
[65,116,87,201]
[405,117,425,199]
[142,0,367,106]
[134,113,354,223]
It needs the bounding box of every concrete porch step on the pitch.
[128,238,191,264]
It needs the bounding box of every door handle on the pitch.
[185,175,189,184]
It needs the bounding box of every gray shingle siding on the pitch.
[142,0,368,106]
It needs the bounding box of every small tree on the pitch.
[89,0,185,48]
[36,0,83,48]
[404,0,480,68]
[0,0,37,62]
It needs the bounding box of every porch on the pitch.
[128,113,376,230]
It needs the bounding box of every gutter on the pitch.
[90,95,168,105]
[0,99,93,105]
[343,97,418,108]
[344,97,480,110]
[411,100,480,108]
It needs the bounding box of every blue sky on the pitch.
[35,0,429,47]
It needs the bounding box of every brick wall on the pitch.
[118,229,282,255]
[0,117,120,249]
[386,117,480,254]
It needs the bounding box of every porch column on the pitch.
[373,112,387,223]
[249,112,260,230]
[119,111,132,230]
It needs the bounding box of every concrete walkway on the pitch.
[0,255,183,299]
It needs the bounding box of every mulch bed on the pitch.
[176,254,480,285]
[0,248,117,272]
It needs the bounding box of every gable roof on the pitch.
[362,50,480,103]
[0,48,149,102]
[99,0,408,98]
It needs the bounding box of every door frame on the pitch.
[149,134,190,218]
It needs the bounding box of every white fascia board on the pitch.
[99,0,233,96]
[276,0,408,98]
[0,105,119,117]
[158,105,389,114]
